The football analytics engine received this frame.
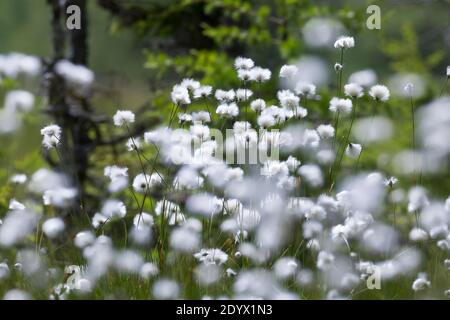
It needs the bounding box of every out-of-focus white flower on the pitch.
[153,279,179,299]
[180,78,200,91]
[104,165,128,193]
[0,52,41,78]
[43,188,77,208]
[113,110,135,127]
[249,67,271,82]
[279,65,298,78]
[132,173,162,193]
[9,199,26,211]
[55,60,94,92]
[140,262,159,279]
[74,231,95,248]
[192,111,211,123]
[250,99,266,113]
[5,90,34,113]
[412,273,431,291]
[215,89,235,102]
[409,228,428,242]
[236,89,253,101]
[317,251,335,270]
[298,164,323,187]
[295,81,316,97]
[3,289,31,300]
[193,85,212,99]
[277,90,299,109]
[171,84,191,105]
[234,57,254,70]
[329,97,352,114]
[369,84,390,102]
[317,124,335,139]
[344,83,363,98]
[42,217,65,238]
[11,174,27,184]
[273,257,299,279]
[216,103,239,118]
[194,248,228,265]
[407,186,429,213]
[170,227,200,253]
[345,143,362,159]
[101,199,126,219]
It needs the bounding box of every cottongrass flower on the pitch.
[295,82,316,97]
[180,78,200,91]
[101,199,126,219]
[193,85,212,99]
[55,60,94,91]
[236,88,253,101]
[349,69,377,87]
[40,124,62,149]
[216,103,239,118]
[317,124,335,139]
[113,110,135,127]
[11,174,27,184]
[369,84,390,101]
[329,97,352,114]
[334,36,355,49]
[42,217,65,238]
[249,66,271,82]
[5,90,35,113]
[152,279,179,300]
[279,64,298,78]
[132,173,162,193]
[345,143,362,158]
[250,99,266,112]
[234,57,254,70]
[170,227,200,253]
[215,89,235,102]
[171,85,191,105]
[412,273,431,291]
[344,83,363,98]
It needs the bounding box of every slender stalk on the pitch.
[336,98,357,169]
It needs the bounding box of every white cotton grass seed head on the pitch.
[3,289,32,300]
[250,99,266,112]
[344,83,363,98]
[193,85,212,99]
[11,174,27,184]
[180,78,200,91]
[234,57,254,70]
[132,173,162,193]
[113,110,135,127]
[334,36,355,49]
[74,231,95,248]
[329,97,352,114]
[348,69,377,87]
[409,228,428,242]
[170,227,200,253]
[317,124,335,139]
[412,273,431,292]
[369,84,390,102]
[295,81,316,97]
[273,257,299,279]
[279,64,298,78]
[249,66,271,82]
[5,90,35,113]
[42,217,65,238]
[345,143,362,159]
[101,199,126,219]
[298,164,323,188]
[140,262,159,279]
[152,279,179,300]
[195,264,221,286]
[171,84,191,105]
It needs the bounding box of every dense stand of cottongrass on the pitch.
[0,36,450,300]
